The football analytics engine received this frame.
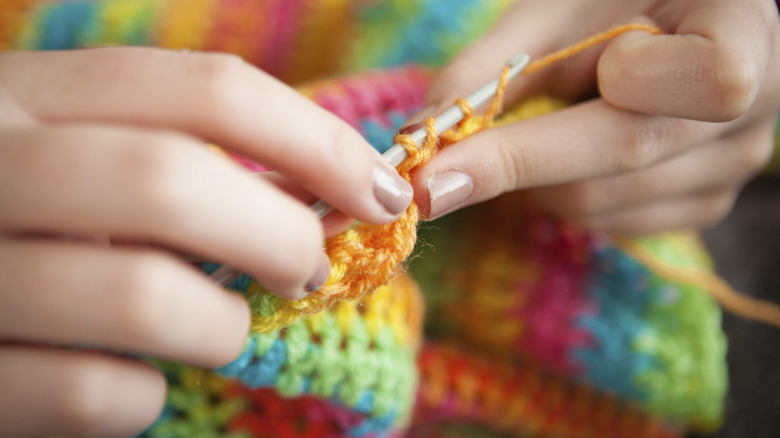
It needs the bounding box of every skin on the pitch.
[0,48,410,436]
[2,0,779,435]
[412,0,780,234]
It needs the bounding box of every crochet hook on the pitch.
[210,53,531,287]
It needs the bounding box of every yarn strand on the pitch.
[252,22,779,334]
[615,236,780,329]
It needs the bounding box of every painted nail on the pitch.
[373,162,414,216]
[304,252,332,293]
[427,170,474,220]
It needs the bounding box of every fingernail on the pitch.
[304,252,331,293]
[373,162,414,216]
[398,104,438,134]
[427,170,474,220]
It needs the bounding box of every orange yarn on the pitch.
[615,236,780,329]
[523,23,664,75]
[258,23,780,334]
[297,24,666,318]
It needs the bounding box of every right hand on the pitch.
[0,48,412,437]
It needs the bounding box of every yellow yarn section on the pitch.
[92,0,160,46]
[284,0,355,84]
[252,273,424,349]
[156,0,217,50]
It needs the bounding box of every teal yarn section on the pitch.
[362,110,415,154]
[349,0,505,71]
[216,318,417,421]
[574,246,656,402]
[21,0,158,50]
[26,1,96,50]
[575,239,727,429]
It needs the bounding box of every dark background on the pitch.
[695,174,780,437]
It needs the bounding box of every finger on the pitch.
[531,117,776,219]
[0,346,164,437]
[0,239,249,367]
[0,125,330,298]
[412,98,722,220]
[598,0,777,121]
[0,49,412,224]
[581,188,739,235]
[259,171,356,237]
[421,0,649,115]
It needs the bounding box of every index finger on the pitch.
[0,48,412,224]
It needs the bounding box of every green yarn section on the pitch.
[142,362,248,438]
[248,292,278,318]
[19,0,161,50]
[631,234,728,431]
[408,215,467,337]
[244,306,418,421]
[347,0,508,72]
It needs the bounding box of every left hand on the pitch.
[409,0,780,234]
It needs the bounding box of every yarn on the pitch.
[140,272,424,437]
[410,201,728,431]
[0,3,748,436]
[5,0,510,83]
[250,24,667,334]
[413,344,685,438]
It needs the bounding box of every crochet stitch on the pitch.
[1,2,743,437]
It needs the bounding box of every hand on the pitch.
[410,0,780,234]
[0,48,412,436]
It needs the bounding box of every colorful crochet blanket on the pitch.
[1,1,732,437]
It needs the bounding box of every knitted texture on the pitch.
[1,2,732,437]
[2,0,510,83]
[411,200,727,432]
[140,272,424,438]
[139,65,726,437]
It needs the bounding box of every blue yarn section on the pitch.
[199,263,253,292]
[360,0,497,69]
[37,2,96,50]
[362,110,414,153]
[573,246,657,402]
[217,337,398,435]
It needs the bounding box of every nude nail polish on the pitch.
[373,162,414,216]
[427,170,474,220]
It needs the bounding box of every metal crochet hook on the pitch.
[209,53,531,287]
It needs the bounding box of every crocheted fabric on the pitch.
[1,0,511,83]
[1,1,730,437]
[134,66,725,437]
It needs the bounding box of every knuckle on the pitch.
[190,52,248,124]
[499,136,537,192]
[710,46,760,121]
[320,122,358,186]
[115,255,177,341]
